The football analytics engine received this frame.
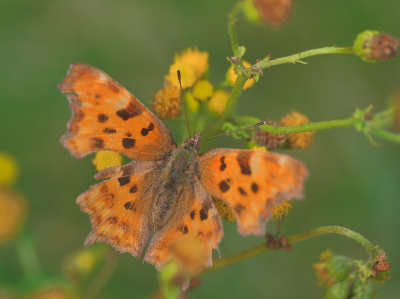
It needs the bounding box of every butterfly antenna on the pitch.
[177,69,191,138]
[200,121,267,142]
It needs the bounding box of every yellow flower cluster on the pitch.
[92,151,123,172]
[280,110,315,149]
[153,47,234,119]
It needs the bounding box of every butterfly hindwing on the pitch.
[78,161,161,258]
[144,182,223,270]
[59,63,176,161]
[199,148,308,236]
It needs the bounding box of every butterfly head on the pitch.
[183,130,201,152]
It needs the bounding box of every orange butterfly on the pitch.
[59,63,308,270]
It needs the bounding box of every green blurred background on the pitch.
[1,0,399,298]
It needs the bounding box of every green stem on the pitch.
[235,115,357,134]
[83,250,119,299]
[228,2,244,57]
[203,75,248,140]
[201,226,380,275]
[15,229,43,283]
[371,128,400,143]
[260,46,355,69]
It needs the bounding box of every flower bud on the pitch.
[354,30,398,63]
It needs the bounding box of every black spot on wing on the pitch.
[141,128,148,136]
[124,201,136,211]
[219,180,230,193]
[251,182,259,193]
[237,154,252,175]
[129,185,137,193]
[182,225,188,235]
[103,128,117,134]
[234,204,245,215]
[190,210,196,220]
[122,138,136,149]
[141,123,155,136]
[118,176,130,186]
[238,187,247,196]
[98,114,108,123]
[200,208,208,221]
[219,156,226,171]
[91,138,104,149]
[116,103,142,121]
[178,225,189,235]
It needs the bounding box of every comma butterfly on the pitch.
[59,63,308,270]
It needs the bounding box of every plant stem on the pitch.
[228,2,244,57]
[235,115,357,134]
[260,46,355,69]
[83,250,119,299]
[201,226,380,276]
[15,230,43,284]
[203,75,248,140]
[371,128,400,143]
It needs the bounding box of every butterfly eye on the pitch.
[195,143,201,151]
[184,137,190,143]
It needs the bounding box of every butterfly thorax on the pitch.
[151,132,201,230]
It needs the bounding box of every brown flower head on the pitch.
[254,120,287,149]
[253,0,293,26]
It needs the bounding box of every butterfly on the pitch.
[59,63,308,270]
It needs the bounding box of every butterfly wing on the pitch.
[144,182,223,270]
[58,63,176,160]
[199,148,308,236]
[77,161,161,258]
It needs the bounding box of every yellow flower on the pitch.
[61,244,109,283]
[226,60,256,90]
[175,47,209,78]
[165,61,197,89]
[212,197,235,222]
[184,92,199,112]
[251,146,267,152]
[192,80,214,101]
[92,151,122,172]
[208,89,230,116]
[280,111,315,149]
[271,199,293,221]
[151,84,182,119]
[0,152,19,188]
[170,236,206,276]
[0,190,27,244]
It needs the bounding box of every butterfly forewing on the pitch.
[199,148,308,236]
[58,63,176,161]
